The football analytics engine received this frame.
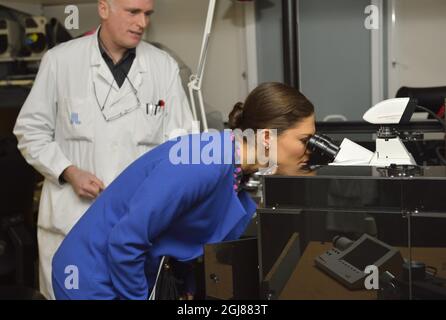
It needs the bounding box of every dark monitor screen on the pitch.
[342,238,390,271]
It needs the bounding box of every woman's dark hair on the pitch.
[228,82,314,132]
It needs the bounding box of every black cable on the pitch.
[435,146,446,166]
[416,105,446,165]
[416,105,446,131]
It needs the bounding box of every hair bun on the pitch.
[228,102,244,129]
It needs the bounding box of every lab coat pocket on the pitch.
[60,98,95,142]
[134,106,166,147]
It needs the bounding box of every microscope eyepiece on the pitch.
[307,134,340,161]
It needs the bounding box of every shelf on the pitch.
[0,79,34,87]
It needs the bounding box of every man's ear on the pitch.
[98,0,110,20]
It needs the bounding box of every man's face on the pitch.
[100,0,154,49]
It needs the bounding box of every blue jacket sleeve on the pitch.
[106,161,225,300]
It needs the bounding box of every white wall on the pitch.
[147,0,249,120]
[388,0,446,97]
[41,0,249,121]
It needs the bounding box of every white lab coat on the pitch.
[13,28,193,299]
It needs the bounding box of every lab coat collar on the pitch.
[90,26,148,82]
[91,26,148,120]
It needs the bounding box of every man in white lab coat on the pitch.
[13,0,193,299]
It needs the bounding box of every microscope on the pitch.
[308,98,418,167]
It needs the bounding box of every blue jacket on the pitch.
[52,131,257,299]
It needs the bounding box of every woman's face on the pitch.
[275,114,316,171]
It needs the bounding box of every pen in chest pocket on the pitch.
[155,100,165,115]
[146,100,166,116]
